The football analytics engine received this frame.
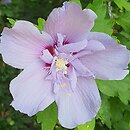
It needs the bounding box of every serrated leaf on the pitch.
[77,118,95,130]
[116,31,130,50]
[109,98,130,130]
[37,102,58,130]
[97,75,130,105]
[69,0,82,7]
[114,0,130,11]
[87,0,113,35]
[97,95,111,129]
[116,11,130,34]
[7,18,16,27]
[98,95,130,130]
[96,80,118,97]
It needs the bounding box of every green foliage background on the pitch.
[0,0,130,130]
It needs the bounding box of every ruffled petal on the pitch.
[71,59,94,77]
[0,20,53,69]
[10,60,54,116]
[86,40,105,51]
[86,32,117,48]
[58,39,88,53]
[83,9,97,21]
[44,2,97,42]
[80,46,130,80]
[55,78,101,129]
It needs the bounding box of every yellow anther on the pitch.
[55,58,67,72]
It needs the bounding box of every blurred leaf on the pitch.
[37,18,45,31]
[87,0,113,35]
[96,80,117,97]
[35,18,45,31]
[7,18,16,27]
[77,118,95,130]
[97,95,130,129]
[109,97,130,130]
[69,0,82,7]
[114,121,130,130]
[97,75,130,105]
[109,98,124,123]
[123,111,130,130]
[37,102,58,130]
[114,0,130,11]
[116,11,130,34]
[97,95,111,129]
[116,31,130,50]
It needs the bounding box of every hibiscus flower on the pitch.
[0,2,129,129]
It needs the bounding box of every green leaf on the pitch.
[69,0,82,7]
[87,0,113,35]
[98,95,130,130]
[77,118,95,130]
[97,95,111,129]
[116,11,130,50]
[35,18,45,31]
[109,97,130,130]
[37,102,58,130]
[109,98,124,123]
[96,80,118,97]
[114,0,130,11]
[97,75,130,105]
[114,121,130,130]
[116,11,130,34]
[7,18,16,27]
[116,31,130,50]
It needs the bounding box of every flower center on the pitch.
[55,58,67,73]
